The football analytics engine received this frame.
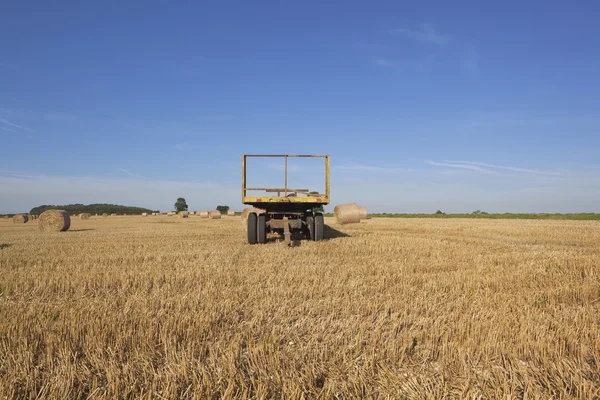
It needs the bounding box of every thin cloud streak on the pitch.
[0,125,20,135]
[0,117,33,132]
[425,160,499,175]
[119,168,145,179]
[446,160,565,176]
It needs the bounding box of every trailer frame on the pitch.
[242,154,330,245]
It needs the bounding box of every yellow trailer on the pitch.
[242,154,330,245]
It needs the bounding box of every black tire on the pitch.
[314,213,324,241]
[257,213,267,244]
[305,216,314,240]
[247,212,257,244]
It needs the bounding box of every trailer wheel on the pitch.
[314,213,324,241]
[257,214,267,244]
[247,212,257,244]
[305,215,314,240]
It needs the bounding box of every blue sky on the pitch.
[1,1,599,213]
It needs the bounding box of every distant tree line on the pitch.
[30,203,158,216]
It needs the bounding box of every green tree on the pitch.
[312,205,324,213]
[436,210,444,215]
[216,205,230,215]
[174,198,188,212]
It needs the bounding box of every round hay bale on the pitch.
[334,203,361,225]
[151,212,156,216]
[102,213,108,217]
[111,213,116,216]
[13,214,29,224]
[3,215,8,219]
[198,211,210,219]
[79,213,91,220]
[141,212,148,217]
[39,210,70,232]
[357,206,368,220]
[178,211,189,218]
[227,210,235,216]
[209,210,221,219]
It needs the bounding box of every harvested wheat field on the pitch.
[0,216,599,398]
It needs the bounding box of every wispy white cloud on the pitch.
[444,160,565,176]
[0,125,20,135]
[0,117,33,132]
[388,23,449,45]
[119,168,145,179]
[425,160,499,175]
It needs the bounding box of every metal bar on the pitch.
[325,155,330,200]
[284,155,288,197]
[283,216,291,245]
[263,189,309,193]
[244,154,328,158]
[242,154,246,198]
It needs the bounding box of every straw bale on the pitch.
[142,212,148,217]
[39,209,71,232]
[357,206,368,220]
[179,211,189,218]
[13,214,29,224]
[209,210,221,219]
[334,203,361,225]
[227,210,235,216]
[198,211,210,218]
[79,213,91,220]
[102,213,108,217]
[111,213,117,216]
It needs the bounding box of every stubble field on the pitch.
[0,215,599,399]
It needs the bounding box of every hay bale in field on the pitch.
[198,211,210,218]
[102,213,108,217]
[178,211,189,218]
[227,210,235,216]
[79,213,91,220]
[334,203,362,225]
[358,206,368,220]
[151,212,156,216]
[190,211,196,215]
[111,213,116,216]
[141,212,148,217]
[39,210,70,232]
[209,210,221,219]
[13,214,29,224]
[3,215,8,219]
[167,211,175,216]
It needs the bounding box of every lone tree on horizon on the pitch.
[174,197,188,213]
[216,205,230,215]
